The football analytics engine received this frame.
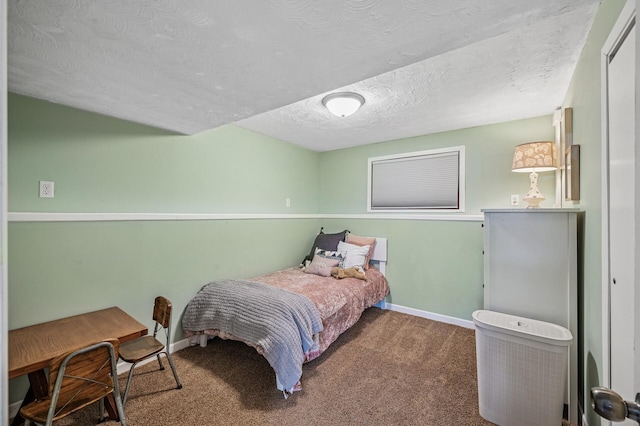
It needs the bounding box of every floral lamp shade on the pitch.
[512,141,557,172]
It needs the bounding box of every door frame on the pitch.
[0,0,7,424]
[601,0,637,422]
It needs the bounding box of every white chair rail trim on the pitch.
[9,212,484,222]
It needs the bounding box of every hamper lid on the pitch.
[472,310,573,346]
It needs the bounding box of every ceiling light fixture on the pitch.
[322,92,365,117]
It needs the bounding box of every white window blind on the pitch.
[368,147,464,212]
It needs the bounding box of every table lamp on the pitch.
[512,141,557,208]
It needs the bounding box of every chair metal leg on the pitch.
[156,353,165,371]
[122,361,140,407]
[163,351,183,389]
[113,387,127,426]
[99,397,105,422]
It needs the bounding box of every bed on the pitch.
[182,235,389,396]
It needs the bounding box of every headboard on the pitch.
[370,237,388,276]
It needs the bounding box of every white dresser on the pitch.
[482,208,579,424]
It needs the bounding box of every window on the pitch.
[368,146,465,212]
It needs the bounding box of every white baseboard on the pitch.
[384,303,475,329]
[8,402,20,423]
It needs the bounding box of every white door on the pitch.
[603,2,637,424]
[609,22,636,402]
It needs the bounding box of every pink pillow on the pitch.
[305,255,340,277]
[346,234,377,270]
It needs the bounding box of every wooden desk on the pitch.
[9,307,148,424]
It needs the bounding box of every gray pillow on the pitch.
[302,228,348,264]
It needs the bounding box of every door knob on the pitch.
[591,387,640,423]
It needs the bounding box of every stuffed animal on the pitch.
[331,266,367,280]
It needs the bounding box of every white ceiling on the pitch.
[8,1,599,152]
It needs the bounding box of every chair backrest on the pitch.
[47,338,120,420]
[153,296,172,329]
[152,296,174,349]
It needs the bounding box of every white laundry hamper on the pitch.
[473,310,573,426]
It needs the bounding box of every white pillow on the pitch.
[337,241,371,269]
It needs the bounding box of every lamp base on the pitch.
[523,170,545,208]
[523,195,544,208]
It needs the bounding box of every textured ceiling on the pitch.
[8,0,600,151]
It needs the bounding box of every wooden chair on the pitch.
[119,296,183,405]
[19,339,126,426]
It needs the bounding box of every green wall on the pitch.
[320,218,484,319]
[317,116,555,320]
[9,94,318,214]
[319,115,556,214]
[9,219,317,329]
[560,1,627,424]
[7,94,322,402]
[7,94,557,405]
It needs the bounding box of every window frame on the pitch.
[367,146,466,213]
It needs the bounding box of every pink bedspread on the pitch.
[250,266,389,358]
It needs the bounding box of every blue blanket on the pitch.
[182,279,323,392]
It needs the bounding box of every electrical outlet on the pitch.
[39,181,54,198]
[510,194,520,206]
[285,198,291,208]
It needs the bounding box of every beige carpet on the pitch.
[56,308,492,425]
